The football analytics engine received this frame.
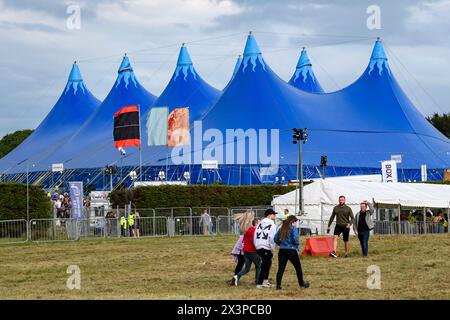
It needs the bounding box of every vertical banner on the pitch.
[381,160,398,183]
[168,107,190,147]
[147,107,169,146]
[69,181,84,219]
[421,164,427,182]
[113,105,141,148]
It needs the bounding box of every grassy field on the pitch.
[0,234,449,299]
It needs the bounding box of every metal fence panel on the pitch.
[192,207,230,217]
[30,218,79,242]
[373,221,448,235]
[216,215,237,235]
[155,207,192,218]
[134,217,168,237]
[0,219,28,244]
[173,216,217,236]
[77,218,107,238]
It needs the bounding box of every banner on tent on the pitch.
[69,181,84,219]
[381,160,398,183]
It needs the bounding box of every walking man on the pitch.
[327,195,354,258]
[200,210,211,235]
[254,208,277,288]
[353,200,374,256]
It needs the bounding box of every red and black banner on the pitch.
[113,105,141,148]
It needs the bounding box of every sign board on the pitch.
[133,181,187,187]
[202,160,218,170]
[381,160,398,183]
[52,163,64,172]
[69,182,84,219]
[391,154,402,164]
[421,164,427,182]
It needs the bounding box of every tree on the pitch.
[427,113,450,139]
[0,129,33,159]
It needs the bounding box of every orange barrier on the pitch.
[301,236,338,257]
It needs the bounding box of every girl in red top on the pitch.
[231,219,261,287]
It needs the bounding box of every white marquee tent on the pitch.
[272,178,450,235]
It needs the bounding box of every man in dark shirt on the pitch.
[353,200,374,256]
[327,195,354,258]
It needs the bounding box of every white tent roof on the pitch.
[273,179,450,209]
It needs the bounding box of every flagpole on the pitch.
[138,104,143,182]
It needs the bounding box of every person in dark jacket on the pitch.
[274,215,309,290]
[353,200,374,256]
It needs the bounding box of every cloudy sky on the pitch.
[1,0,450,137]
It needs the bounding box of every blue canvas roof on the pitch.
[288,48,324,93]
[0,62,100,173]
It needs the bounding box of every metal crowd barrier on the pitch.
[172,216,217,236]
[29,218,79,242]
[0,219,28,244]
[373,221,448,235]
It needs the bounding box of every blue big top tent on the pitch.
[179,34,450,184]
[0,62,100,175]
[1,34,449,188]
[289,48,324,93]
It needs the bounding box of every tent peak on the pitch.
[242,33,266,72]
[116,55,138,89]
[288,47,324,93]
[177,45,193,66]
[118,55,133,73]
[65,62,86,95]
[231,54,243,78]
[174,45,197,81]
[368,38,391,76]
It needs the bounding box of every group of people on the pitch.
[52,192,72,219]
[229,195,376,289]
[230,208,309,290]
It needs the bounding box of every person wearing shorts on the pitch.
[327,195,354,258]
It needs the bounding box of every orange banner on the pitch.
[168,108,190,147]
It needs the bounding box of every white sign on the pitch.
[391,154,402,164]
[202,160,218,170]
[52,163,64,172]
[381,160,398,183]
[421,164,427,182]
[133,181,187,187]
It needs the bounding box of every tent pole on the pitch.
[138,104,143,182]
[423,207,427,234]
[397,204,401,235]
[447,203,449,234]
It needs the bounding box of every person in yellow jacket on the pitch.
[120,215,127,237]
[128,213,135,237]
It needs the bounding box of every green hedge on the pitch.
[0,183,52,220]
[110,185,296,209]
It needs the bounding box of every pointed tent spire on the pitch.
[289,47,324,93]
[65,61,86,95]
[296,47,312,69]
[232,55,242,78]
[368,38,391,76]
[116,54,138,88]
[118,53,133,73]
[242,32,266,72]
[173,44,197,81]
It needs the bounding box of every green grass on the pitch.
[0,234,449,299]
